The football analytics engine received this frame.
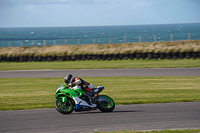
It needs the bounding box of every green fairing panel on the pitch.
[73,87,86,97]
[55,85,78,98]
[61,89,78,97]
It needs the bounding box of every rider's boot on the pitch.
[90,90,99,103]
[90,86,104,102]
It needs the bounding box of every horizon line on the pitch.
[0,22,200,29]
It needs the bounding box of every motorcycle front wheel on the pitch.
[54,97,74,114]
[97,95,115,112]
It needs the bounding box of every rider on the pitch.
[64,74,104,101]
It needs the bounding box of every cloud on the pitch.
[0,0,95,5]
[0,0,163,13]
[1,0,199,27]
[23,5,35,10]
[0,0,154,7]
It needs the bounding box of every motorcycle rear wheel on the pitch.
[97,95,115,112]
[55,97,74,114]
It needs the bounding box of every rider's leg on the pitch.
[90,86,104,101]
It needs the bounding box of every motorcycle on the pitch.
[54,83,115,114]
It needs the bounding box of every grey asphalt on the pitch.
[1,68,200,78]
[0,102,200,133]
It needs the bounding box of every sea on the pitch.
[0,23,200,47]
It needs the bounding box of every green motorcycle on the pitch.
[54,83,115,114]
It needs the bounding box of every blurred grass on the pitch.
[1,40,200,56]
[0,59,200,70]
[92,129,200,133]
[0,76,200,111]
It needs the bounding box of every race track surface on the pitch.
[0,102,200,133]
[1,68,200,78]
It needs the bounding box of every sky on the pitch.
[0,0,200,28]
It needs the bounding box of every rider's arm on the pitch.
[63,83,69,89]
[72,78,82,85]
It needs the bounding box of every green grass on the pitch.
[92,129,200,133]
[0,76,200,111]
[0,59,200,70]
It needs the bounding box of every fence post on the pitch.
[170,34,173,41]
[124,37,126,43]
[77,39,80,45]
[53,40,56,45]
[109,38,112,44]
[21,41,23,47]
[65,39,68,45]
[32,41,35,46]
[139,36,141,42]
[154,35,157,42]
[188,33,191,40]
[93,38,95,44]
[9,42,11,47]
[43,40,46,46]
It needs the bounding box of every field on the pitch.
[0,76,200,111]
[1,56,200,111]
[0,59,200,70]
[0,40,200,57]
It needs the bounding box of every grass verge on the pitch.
[1,40,200,56]
[92,129,200,133]
[0,76,200,111]
[0,59,200,70]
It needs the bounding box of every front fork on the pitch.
[62,96,66,102]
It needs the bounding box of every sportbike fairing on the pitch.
[55,83,115,114]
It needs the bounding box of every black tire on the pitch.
[54,98,74,114]
[97,95,115,112]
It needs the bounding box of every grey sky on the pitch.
[0,0,199,27]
